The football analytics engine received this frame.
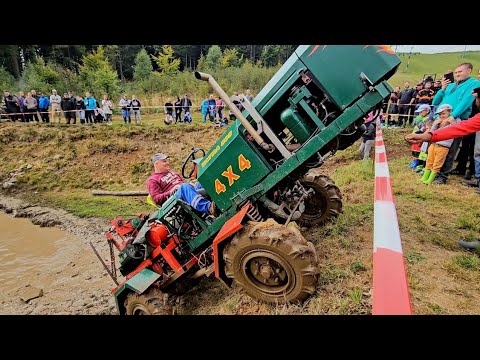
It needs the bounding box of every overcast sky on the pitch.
[394,45,480,54]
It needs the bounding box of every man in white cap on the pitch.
[147,153,216,215]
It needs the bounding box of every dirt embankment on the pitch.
[0,195,117,315]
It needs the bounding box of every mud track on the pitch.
[0,195,117,315]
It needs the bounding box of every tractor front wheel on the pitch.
[223,219,318,304]
[297,172,342,227]
[124,288,175,315]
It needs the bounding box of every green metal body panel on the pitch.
[295,45,401,110]
[113,268,161,312]
[196,123,272,211]
[155,192,180,219]
[251,54,303,113]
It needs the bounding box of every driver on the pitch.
[147,153,216,215]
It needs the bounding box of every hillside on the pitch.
[389,51,480,87]
[0,116,479,315]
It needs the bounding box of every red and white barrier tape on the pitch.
[372,117,412,315]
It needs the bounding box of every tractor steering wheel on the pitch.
[182,147,205,179]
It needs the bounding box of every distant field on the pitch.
[388,51,480,87]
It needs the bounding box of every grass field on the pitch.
[0,114,479,314]
[389,51,480,87]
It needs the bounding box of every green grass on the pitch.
[405,251,426,265]
[389,51,480,88]
[349,288,363,304]
[350,260,367,273]
[452,255,480,272]
[455,216,480,231]
[40,189,153,219]
[427,303,447,315]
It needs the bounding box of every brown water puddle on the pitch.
[0,211,72,289]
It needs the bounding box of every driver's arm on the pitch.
[148,178,177,206]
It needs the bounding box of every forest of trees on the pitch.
[0,45,296,103]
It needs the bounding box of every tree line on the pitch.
[0,45,295,104]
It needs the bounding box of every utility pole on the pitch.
[405,46,414,73]
[462,45,467,58]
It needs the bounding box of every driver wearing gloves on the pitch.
[147,153,216,215]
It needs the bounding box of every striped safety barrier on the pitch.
[372,118,412,315]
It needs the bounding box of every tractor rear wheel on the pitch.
[124,288,175,315]
[297,172,342,227]
[223,219,318,304]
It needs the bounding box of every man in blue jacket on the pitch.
[84,91,97,124]
[38,92,50,123]
[430,62,480,184]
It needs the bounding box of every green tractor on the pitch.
[100,45,401,314]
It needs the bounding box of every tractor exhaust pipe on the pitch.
[194,71,274,152]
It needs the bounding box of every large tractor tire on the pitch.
[223,219,318,304]
[297,173,342,227]
[124,288,175,315]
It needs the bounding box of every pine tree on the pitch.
[152,45,180,76]
[133,49,153,81]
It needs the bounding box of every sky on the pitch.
[394,45,480,54]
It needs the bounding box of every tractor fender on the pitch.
[112,268,161,315]
[212,203,251,287]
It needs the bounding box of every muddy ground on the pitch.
[0,195,117,315]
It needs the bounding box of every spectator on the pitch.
[397,81,416,128]
[131,95,142,125]
[181,94,192,123]
[30,89,41,123]
[409,104,431,168]
[119,94,131,125]
[359,113,375,160]
[3,90,20,122]
[69,92,77,123]
[174,96,182,123]
[419,104,458,185]
[416,81,435,106]
[216,96,224,121]
[164,98,174,124]
[230,92,244,121]
[451,87,480,180]
[17,91,26,122]
[38,91,50,123]
[50,89,62,123]
[23,92,37,123]
[387,86,400,126]
[75,95,86,124]
[61,92,76,124]
[432,79,442,95]
[200,96,209,123]
[208,94,216,122]
[430,62,480,184]
[102,95,113,125]
[180,93,192,114]
[84,92,97,124]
